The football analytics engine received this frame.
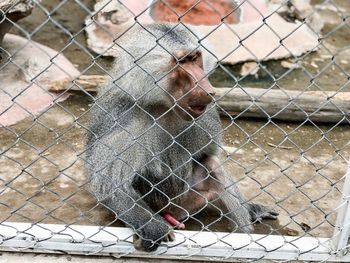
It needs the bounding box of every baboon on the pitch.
[85,23,278,252]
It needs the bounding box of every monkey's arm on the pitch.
[102,186,171,251]
[86,132,173,251]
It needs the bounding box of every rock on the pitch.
[269,0,324,33]
[94,0,132,25]
[240,61,259,77]
[281,60,300,69]
[222,146,238,156]
[0,0,35,45]
[198,13,319,64]
[85,0,147,57]
[0,34,80,126]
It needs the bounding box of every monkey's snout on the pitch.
[207,90,216,96]
[202,85,215,97]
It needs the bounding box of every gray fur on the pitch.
[85,23,276,252]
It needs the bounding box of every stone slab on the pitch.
[0,34,80,126]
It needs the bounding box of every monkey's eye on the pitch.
[178,52,200,64]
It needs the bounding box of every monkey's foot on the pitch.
[249,203,279,222]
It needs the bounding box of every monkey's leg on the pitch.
[176,183,253,233]
[103,187,172,252]
[193,156,253,232]
[202,156,278,226]
[168,156,253,232]
[171,187,220,222]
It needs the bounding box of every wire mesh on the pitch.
[0,0,349,261]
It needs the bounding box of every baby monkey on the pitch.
[85,23,278,252]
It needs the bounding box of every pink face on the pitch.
[169,50,215,121]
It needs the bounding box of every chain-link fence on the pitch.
[0,0,349,261]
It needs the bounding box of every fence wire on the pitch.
[0,0,349,261]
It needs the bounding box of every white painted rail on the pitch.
[0,222,349,261]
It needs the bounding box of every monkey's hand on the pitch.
[132,217,173,252]
[162,230,176,242]
[248,203,279,222]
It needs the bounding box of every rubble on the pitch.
[240,61,259,77]
[281,60,301,69]
[270,0,324,33]
[85,0,320,64]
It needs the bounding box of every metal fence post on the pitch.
[333,162,350,256]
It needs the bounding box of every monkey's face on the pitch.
[169,50,215,121]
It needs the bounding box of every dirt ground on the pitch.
[0,0,349,242]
